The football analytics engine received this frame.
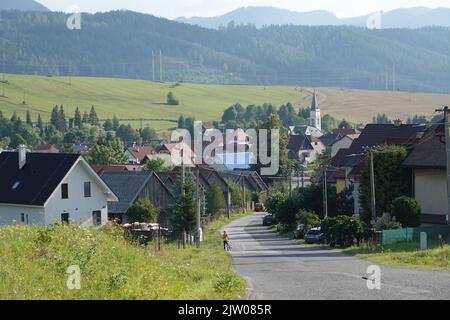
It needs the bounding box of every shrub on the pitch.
[375,213,403,231]
[321,216,364,248]
[167,92,179,105]
[126,198,159,223]
[296,210,321,230]
[391,196,421,227]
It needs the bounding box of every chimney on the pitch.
[393,119,402,127]
[18,145,27,169]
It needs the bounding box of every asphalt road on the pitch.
[224,212,450,300]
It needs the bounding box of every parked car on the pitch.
[293,224,306,239]
[305,228,324,244]
[262,214,275,226]
[255,203,265,212]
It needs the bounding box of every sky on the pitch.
[37,0,450,19]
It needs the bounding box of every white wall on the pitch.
[44,161,109,226]
[0,205,45,226]
[414,169,447,216]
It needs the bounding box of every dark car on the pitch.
[262,214,275,226]
[304,228,324,244]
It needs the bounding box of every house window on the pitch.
[92,211,102,226]
[20,213,29,225]
[61,213,69,224]
[61,183,69,199]
[84,182,91,198]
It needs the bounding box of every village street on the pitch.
[224,213,450,300]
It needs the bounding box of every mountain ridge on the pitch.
[176,6,450,29]
[0,0,49,12]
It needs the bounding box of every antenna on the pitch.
[160,50,163,82]
[152,50,155,81]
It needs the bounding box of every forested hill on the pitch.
[2,10,450,93]
[0,0,49,11]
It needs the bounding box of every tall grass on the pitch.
[0,213,248,300]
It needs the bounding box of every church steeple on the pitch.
[310,90,321,131]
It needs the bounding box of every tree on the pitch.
[116,124,139,144]
[58,105,67,132]
[227,180,243,209]
[296,210,321,229]
[26,110,32,125]
[74,107,82,128]
[0,137,10,149]
[167,92,179,105]
[82,111,89,124]
[103,119,113,131]
[206,183,226,216]
[170,172,197,239]
[177,115,185,129]
[88,105,99,125]
[338,119,351,128]
[142,158,169,173]
[251,114,291,177]
[222,105,238,123]
[37,114,43,133]
[141,127,158,145]
[86,139,127,165]
[359,145,412,223]
[391,196,421,228]
[112,115,120,131]
[126,198,159,223]
[50,106,59,128]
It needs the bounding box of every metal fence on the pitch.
[382,225,449,245]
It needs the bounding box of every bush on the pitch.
[276,196,300,230]
[375,213,403,231]
[126,199,159,223]
[167,92,179,105]
[391,196,421,227]
[321,216,364,248]
[296,210,321,230]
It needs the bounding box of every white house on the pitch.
[0,146,118,226]
[330,134,360,157]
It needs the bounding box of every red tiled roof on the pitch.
[127,146,153,162]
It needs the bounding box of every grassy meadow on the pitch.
[0,74,302,130]
[0,212,249,300]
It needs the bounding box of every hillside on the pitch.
[0,74,303,130]
[177,6,450,29]
[0,0,49,11]
[3,11,450,93]
[0,74,446,130]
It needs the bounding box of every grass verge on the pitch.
[0,212,250,300]
[344,241,450,272]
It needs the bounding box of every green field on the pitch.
[0,74,303,131]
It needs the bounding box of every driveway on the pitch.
[224,213,450,300]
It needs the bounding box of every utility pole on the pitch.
[323,166,328,218]
[392,63,396,92]
[196,167,201,248]
[151,50,155,81]
[363,146,377,226]
[436,106,450,244]
[227,186,231,219]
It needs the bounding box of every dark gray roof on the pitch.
[288,135,313,152]
[403,124,446,168]
[0,152,80,206]
[101,172,152,214]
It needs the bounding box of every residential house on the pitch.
[339,122,427,216]
[0,147,118,226]
[289,125,323,138]
[403,124,448,225]
[125,145,154,165]
[92,164,142,175]
[288,134,324,164]
[100,171,174,224]
[330,134,360,157]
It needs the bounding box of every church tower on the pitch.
[310,91,321,131]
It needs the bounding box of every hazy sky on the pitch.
[37,0,450,19]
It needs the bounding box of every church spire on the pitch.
[310,90,321,131]
[311,90,319,112]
